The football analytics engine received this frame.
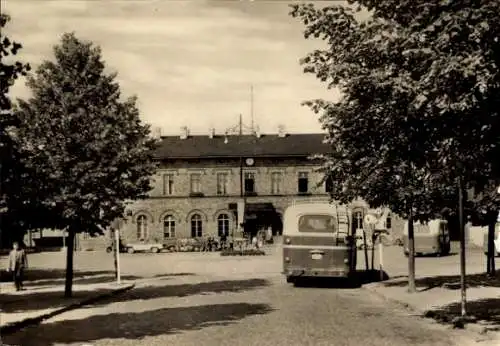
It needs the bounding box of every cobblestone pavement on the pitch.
[1,245,481,346]
[3,274,477,346]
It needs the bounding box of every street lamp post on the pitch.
[223,114,254,240]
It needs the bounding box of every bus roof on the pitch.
[284,203,339,217]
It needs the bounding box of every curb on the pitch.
[0,283,135,336]
[362,281,422,315]
[362,281,497,342]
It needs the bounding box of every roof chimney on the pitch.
[278,124,287,138]
[255,125,261,138]
[180,126,189,140]
[152,126,162,139]
[209,127,216,139]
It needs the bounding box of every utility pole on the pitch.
[114,227,121,285]
[236,114,244,240]
[407,158,416,294]
[458,175,467,317]
[224,114,253,241]
[239,113,243,199]
[407,199,416,293]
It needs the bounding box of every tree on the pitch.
[290,0,500,300]
[290,3,452,293]
[0,14,30,113]
[16,33,158,297]
[352,0,500,274]
[0,14,31,247]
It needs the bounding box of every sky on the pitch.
[4,0,343,135]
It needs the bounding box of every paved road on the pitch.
[0,241,486,280]
[2,245,479,346]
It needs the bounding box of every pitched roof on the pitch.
[153,133,330,159]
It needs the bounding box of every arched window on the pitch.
[217,213,230,237]
[163,215,176,238]
[136,215,148,240]
[191,214,203,238]
[352,211,363,233]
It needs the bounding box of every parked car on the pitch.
[163,238,178,252]
[105,242,128,253]
[403,219,450,257]
[125,242,164,254]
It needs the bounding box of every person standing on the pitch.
[220,233,227,250]
[7,241,28,291]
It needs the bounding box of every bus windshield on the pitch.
[298,214,337,233]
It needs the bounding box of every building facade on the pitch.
[111,129,404,246]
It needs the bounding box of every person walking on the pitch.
[7,241,28,291]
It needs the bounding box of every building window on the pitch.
[136,215,148,240]
[271,172,283,194]
[217,172,229,195]
[325,175,333,193]
[163,215,176,238]
[244,172,255,193]
[298,172,309,193]
[352,211,363,233]
[163,174,174,195]
[190,173,201,193]
[217,213,231,237]
[191,214,203,238]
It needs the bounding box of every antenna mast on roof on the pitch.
[250,84,254,134]
[239,113,243,136]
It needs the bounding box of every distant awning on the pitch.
[244,203,276,220]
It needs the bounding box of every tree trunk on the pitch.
[407,204,416,293]
[487,213,496,276]
[64,228,75,298]
[113,229,118,279]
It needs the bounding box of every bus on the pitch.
[282,202,357,286]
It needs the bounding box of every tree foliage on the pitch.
[0,14,30,113]
[290,0,500,221]
[15,33,158,235]
[0,14,31,242]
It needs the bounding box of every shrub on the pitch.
[220,249,266,256]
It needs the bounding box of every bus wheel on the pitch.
[293,278,306,287]
[348,273,361,288]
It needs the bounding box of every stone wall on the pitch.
[119,194,332,244]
